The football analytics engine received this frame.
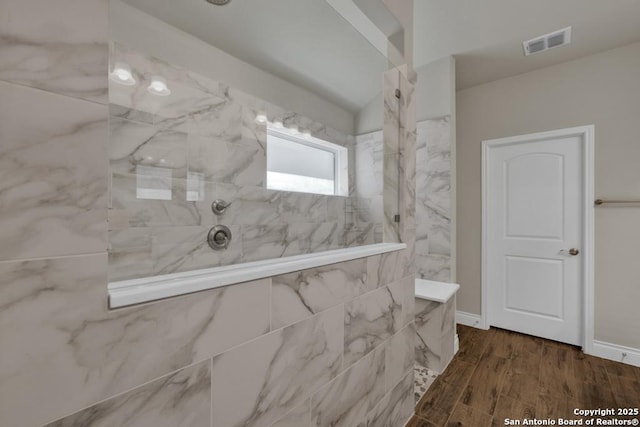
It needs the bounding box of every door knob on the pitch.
[568,248,580,256]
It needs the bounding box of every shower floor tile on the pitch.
[414,364,438,403]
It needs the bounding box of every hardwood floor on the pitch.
[409,325,640,427]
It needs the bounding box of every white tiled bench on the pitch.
[415,279,460,374]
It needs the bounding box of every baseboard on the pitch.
[588,340,640,368]
[456,311,487,329]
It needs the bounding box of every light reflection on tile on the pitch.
[136,166,173,201]
[110,117,188,178]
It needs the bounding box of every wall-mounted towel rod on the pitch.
[594,199,640,206]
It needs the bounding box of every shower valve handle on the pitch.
[211,199,232,215]
[207,225,232,250]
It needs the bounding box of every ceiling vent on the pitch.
[523,27,572,56]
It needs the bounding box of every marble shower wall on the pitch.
[416,117,452,282]
[414,297,456,373]
[0,0,107,425]
[398,67,417,246]
[0,2,416,423]
[0,0,108,263]
[0,0,108,104]
[0,251,417,427]
[383,69,402,243]
[347,68,412,265]
[108,43,386,282]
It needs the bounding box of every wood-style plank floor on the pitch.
[408,325,640,427]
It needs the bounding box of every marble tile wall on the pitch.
[399,69,417,241]
[416,117,452,282]
[108,43,386,282]
[44,360,212,427]
[0,0,109,103]
[1,245,419,427]
[0,254,417,427]
[414,296,456,373]
[1,0,109,425]
[0,81,108,262]
[0,254,272,427]
[349,67,415,248]
[353,131,385,243]
[0,4,416,424]
[383,69,402,243]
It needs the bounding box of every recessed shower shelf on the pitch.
[108,242,406,308]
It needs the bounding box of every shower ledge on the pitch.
[108,242,406,308]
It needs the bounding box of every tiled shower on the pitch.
[0,0,419,426]
[108,43,390,283]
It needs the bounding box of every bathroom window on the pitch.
[267,128,348,196]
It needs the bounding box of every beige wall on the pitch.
[415,56,455,121]
[456,41,640,348]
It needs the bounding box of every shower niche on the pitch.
[107,0,409,298]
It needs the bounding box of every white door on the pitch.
[484,128,588,346]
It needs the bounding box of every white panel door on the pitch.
[485,131,583,345]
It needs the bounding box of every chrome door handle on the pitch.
[568,248,580,256]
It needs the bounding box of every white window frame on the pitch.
[266,127,348,196]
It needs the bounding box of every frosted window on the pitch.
[268,134,335,180]
[267,130,346,196]
[267,171,334,195]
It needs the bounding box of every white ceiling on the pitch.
[121,0,389,112]
[414,0,640,90]
[118,0,640,109]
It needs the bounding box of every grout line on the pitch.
[210,357,214,427]
[266,398,306,427]
[210,302,341,363]
[268,260,389,333]
[0,78,108,107]
[37,357,210,427]
[268,277,272,332]
[340,302,345,374]
[0,251,107,265]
